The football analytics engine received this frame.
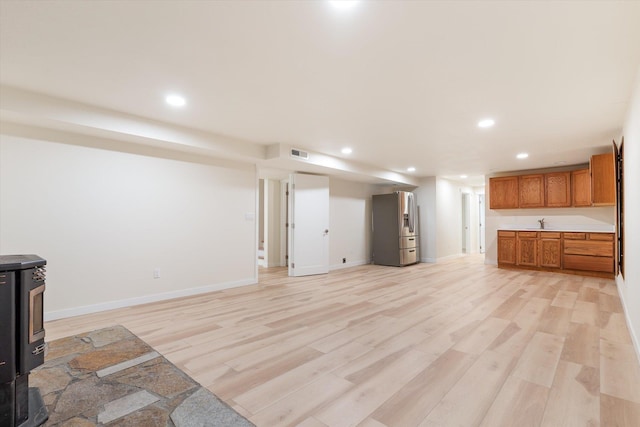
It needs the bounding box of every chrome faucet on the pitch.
[538,218,545,230]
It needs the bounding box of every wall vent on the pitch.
[290,148,309,160]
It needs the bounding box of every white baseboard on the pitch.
[628,315,640,366]
[330,259,369,271]
[267,261,283,268]
[437,253,466,262]
[44,277,256,321]
[420,254,464,263]
[616,276,640,366]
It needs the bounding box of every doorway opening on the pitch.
[258,179,265,267]
[281,180,289,268]
[461,192,471,254]
[257,178,288,277]
[478,194,486,254]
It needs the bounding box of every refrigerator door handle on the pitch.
[408,193,415,233]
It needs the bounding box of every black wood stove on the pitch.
[0,255,48,427]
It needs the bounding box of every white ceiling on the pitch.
[1,1,639,186]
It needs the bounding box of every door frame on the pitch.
[280,179,289,267]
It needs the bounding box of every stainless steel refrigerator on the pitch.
[372,191,419,266]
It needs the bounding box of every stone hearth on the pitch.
[30,325,254,426]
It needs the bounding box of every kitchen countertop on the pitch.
[498,227,614,233]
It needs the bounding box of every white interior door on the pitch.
[289,173,329,277]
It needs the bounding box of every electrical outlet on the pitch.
[153,268,160,279]
[342,258,346,264]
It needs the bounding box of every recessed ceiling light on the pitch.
[341,147,353,155]
[478,119,495,128]
[460,175,468,179]
[165,94,186,107]
[516,153,529,159]
[407,167,416,172]
[328,0,360,11]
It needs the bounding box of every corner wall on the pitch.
[0,134,257,320]
[329,178,377,269]
[415,177,436,262]
[617,67,640,360]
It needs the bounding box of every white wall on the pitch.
[329,178,377,270]
[436,178,461,259]
[617,67,640,360]
[414,177,436,262]
[0,135,257,319]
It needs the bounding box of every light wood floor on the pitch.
[46,255,640,426]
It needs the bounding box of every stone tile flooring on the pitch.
[31,325,254,426]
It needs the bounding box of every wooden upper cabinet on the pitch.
[518,175,545,208]
[591,152,615,206]
[490,156,613,210]
[545,172,571,207]
[572,168,591,207]
[489,176,519,209]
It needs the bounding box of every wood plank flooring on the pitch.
[45,255,640,426]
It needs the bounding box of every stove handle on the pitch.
[33,344,46,355]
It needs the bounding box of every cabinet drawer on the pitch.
[564,240,613,257]
[399,235,418,249]
[518,231,538,238]
[588,233,614,241]
[564,254,614,273]
[498,231,516,237]
[399,248,418,265]
[540,232,561,239]
[563,232,586,240]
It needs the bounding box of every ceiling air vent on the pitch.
[290,148,309,160]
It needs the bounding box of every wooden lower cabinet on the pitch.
[563,232,614,273]
[497,231,516,265]
[539,232,562,268]
[517,231,538,266]
[563,255,613,273]
[497,231,613,277]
